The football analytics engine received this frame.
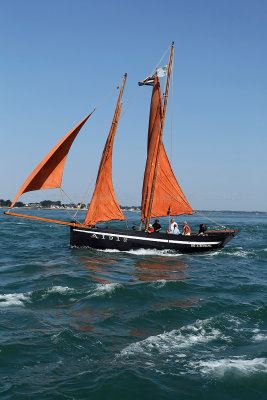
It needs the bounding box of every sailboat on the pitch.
[5,43,240,253]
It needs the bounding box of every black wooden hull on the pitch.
[70,226,240,253]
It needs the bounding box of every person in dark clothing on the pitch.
[152,219,161,232]
[198,224,207,234]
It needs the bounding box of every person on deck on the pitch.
[182,221,191,236]
[170,218,180,234]
[146,224,154,233]
[152,219,161,232]
[198,224,207,234]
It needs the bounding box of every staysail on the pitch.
[141,43,193,227]
[10,112,94,208]
[83,75,127,226]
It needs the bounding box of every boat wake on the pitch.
[97,247,182,257]
[127,248,183,257]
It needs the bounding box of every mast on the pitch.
[96,73,127,180]
[144,42,174,230]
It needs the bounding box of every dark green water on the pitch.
[1,210,267,399]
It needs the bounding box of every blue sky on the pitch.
[1,0,266,211]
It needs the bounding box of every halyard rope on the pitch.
[194,210,227,229]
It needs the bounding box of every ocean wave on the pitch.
[118,318,226,358]
[198,248,255,258]
[0,292,30,307]
[195,357,267,377]
[149,279,167,288]
[252,333,267,342]
[46,285,76,295]
[87,283,121,298]
[230,249,256,257]
[0,283,122,309]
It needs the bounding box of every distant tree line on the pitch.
[0,199,62,208]
[120,205,141,210]
[0,199,12,207]
[1,199,140,210]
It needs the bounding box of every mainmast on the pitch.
[144,42,174,230]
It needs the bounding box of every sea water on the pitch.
[0,210,267,399]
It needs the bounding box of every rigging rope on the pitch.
[121,87,142,118]
[194,210,227,229]
[125,219,129,230]
[60,188,82,224]
[121,44,173,119]
[150,43,172,77]
[170,57,174,166]
[72,164,99,219]
[94,84,120,113]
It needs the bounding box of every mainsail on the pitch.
[141,76,193,221]
[141,44,193,227]
[83,75,127,226]
[10,112,93,208]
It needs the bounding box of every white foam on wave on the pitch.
[126,248,182,257]
[0,292,30,307]
[231,249,255,257]
[202,248,254,258]
[253,333,267,342]
[39,285,78,301]
[118,318,224,358]
[47,286,75,295]
[150,279,167,288]
[198,250,222,257]
[98,248,181,257]
[196,357,267,378]
[88,282,121,298]
[97,248,121,253]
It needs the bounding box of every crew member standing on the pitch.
[153,219,161,232]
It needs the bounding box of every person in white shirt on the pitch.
[170,218,180,234]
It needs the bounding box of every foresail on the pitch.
[10,112,93,208]
[83,75,126,226]
[150,144,193,217]
[82,120,125,226]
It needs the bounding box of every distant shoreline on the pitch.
[1,207,266,214]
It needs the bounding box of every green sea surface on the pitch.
[1,210,267,399]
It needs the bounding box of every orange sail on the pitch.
[84,75,126,226]
[150,144,193,217]
[141,76,193,220]
[141,75,162,220]
[10,112,93,208]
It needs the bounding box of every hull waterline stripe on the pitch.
[72,229,221,246]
